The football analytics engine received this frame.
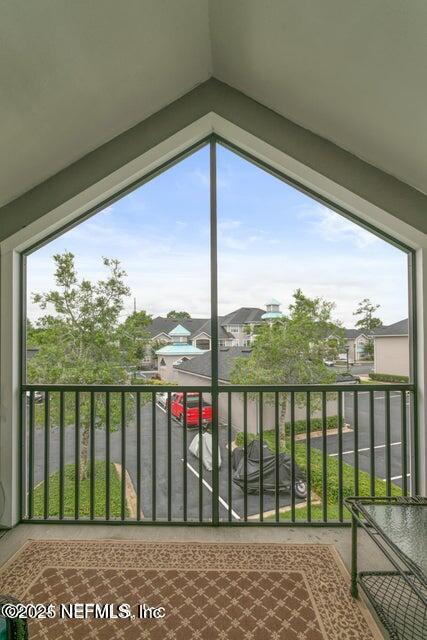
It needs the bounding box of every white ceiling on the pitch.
[1,0,426,208]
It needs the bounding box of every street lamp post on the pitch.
[345,345,350,373]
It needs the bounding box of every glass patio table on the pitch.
[344,496,427,640]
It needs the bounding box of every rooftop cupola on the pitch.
[262,298,283,320]
[155,324,203,356]
[168,324,191,344]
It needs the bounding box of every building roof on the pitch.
[147,317,233,341]
[155,343,204,356]
[174,347,252,381]
[147,309,266,340]
[169,324,191,337]
[221,307,265,325]
[261,311,283,320]
[372,319,408,337]
[266,298,281,306]
[344,328,365,339]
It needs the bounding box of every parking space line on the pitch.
[329,441,401,457]
[381,473,411,482]
[349,392,407,401]
[185,460,241,521]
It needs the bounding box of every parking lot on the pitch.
[311,389,411,489]
[30,400,302,522]
[29,385,412,521]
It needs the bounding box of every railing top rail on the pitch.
[22,384,210,393]
[221,383,414,392]
[22,382,415,393]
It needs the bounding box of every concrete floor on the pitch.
[0,523,392,576]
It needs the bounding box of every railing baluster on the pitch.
[43,391,50,520]
[136,391,141,521]
[121,391,126,521]
[385,389,391,495]
[199,392,204,522]
[321,391,327,523]
[75,392,80,520]
[19,382,414,525]
[401,390,408,496]
[152,391,156,521]
[259,392,264,522]
[354,391,359,496]
[243,391,248,522]
[105,392,110,520]
[290,391,296,522]
[306,392,311,523]
[274,392,279,523]
[183,393,187,522]
[90,391,95,520]
[369,390,375,496]
[167,391,172,522]
[28,390,35,520]
[20,390,27,520]
[338,391,343,522]
[227,392,232,523]
[59,391,65,520]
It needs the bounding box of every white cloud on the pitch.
[300,204,379,249]
[26,207,408,329]
[218,219,241,231]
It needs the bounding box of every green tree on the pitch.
[166,310,191,319]
[353,298,382,333]
[230,289,344,444]
[353,298,382,361]
[117,310,152,374]
[28,252,134,478]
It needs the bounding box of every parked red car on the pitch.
[170,392,212,427]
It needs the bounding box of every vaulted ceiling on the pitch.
[1,0,426,208]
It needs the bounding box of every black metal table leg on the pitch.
[351,513,358,597]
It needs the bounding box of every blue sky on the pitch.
[27,144,408,327]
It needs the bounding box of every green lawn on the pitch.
[236,428,401,522]
[33,460,128,518]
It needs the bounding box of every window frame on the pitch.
[19,134,419,491]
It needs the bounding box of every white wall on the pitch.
[1,111,427,526]
[374,336,410,377]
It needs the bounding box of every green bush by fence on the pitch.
[369,372,409,383]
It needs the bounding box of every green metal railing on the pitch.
[20,382,416,526]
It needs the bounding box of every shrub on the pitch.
[369,372,409,383]
[235,417,339,444]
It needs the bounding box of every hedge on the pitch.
[369,372,409,383]
[236,416,339,442]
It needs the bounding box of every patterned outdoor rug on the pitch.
[0,540,381,639]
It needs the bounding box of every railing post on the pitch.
[210,137,219,525]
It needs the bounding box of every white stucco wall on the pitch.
[374,336,410,377]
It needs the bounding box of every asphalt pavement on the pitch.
[311,390,412,489]
[30,402,300,521]
[29,385,412,520]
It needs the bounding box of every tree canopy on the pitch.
[166,310,191,319]
[230,290,344,440]
[353,298,382,334]
[231,289,343,388]
[28,251,131,384]
[27,251,156,478]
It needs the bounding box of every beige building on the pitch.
[344,329,370,363]
[373,319,409,377]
